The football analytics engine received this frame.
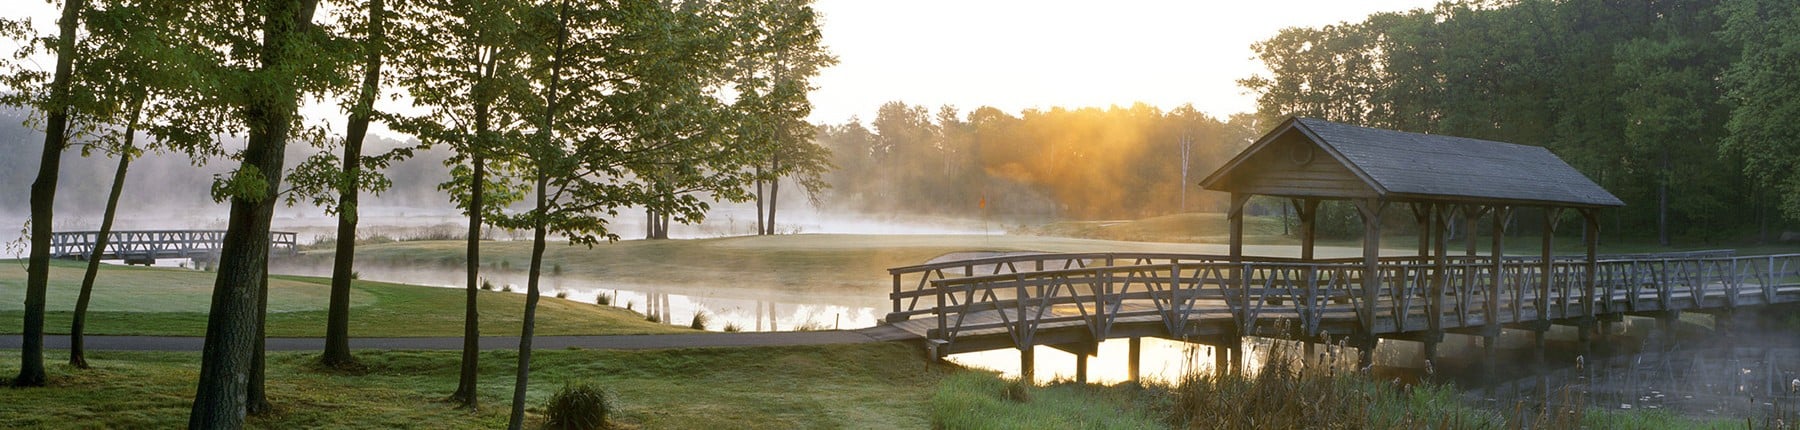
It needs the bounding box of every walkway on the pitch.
[0,325,915,352]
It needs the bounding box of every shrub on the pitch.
[645,313,660,323]
[502,284,514,293]
[481,280,495,291]
[595,292,611,306]
[689,311,710,330]
[722,322,743,332]
[555,289,569,299]
[544,380,613,430]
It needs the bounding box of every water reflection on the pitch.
[268,259,881,333]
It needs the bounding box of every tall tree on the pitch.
[1720,0,1800,222]
[498,0,751,426]
[283,0,394,369]
[66,0,229,369]
[0,0,87,388]
[728,0,834,236]
[389,0,529,408]
[187,0,331,425]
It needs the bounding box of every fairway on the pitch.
[0,259,686,337]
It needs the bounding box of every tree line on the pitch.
[2,0,830,429]
[1239,0,1800,243]
[816,102,1262,221]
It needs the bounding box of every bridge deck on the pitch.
[885,252,1800,356]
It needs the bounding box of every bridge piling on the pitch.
[1019,346,1035,383]
[1127,336,1141,383]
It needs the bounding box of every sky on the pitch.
[804,0,1442,124]
[8,0,1443,133]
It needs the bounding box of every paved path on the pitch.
[0,325,919,352]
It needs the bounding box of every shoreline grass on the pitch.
[0,342,952,429]
[0,259,685,337]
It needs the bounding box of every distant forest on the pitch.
[815,102,1260,221]
[1239,0,1798,243]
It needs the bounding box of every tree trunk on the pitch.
[508,173,549,430]
[247,256,271,415]
[17,0,86,389]
[71,96,143,369]
[188,0,319,426]
[764,156,780,235]
[322,0,386,368]
[754,167,765,236]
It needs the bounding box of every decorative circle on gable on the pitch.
[1287,144,1316,166]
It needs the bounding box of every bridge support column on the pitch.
[1128,337,1141,383]
[1020,346,1036,384]
[1075,351,1088,385]
[1656,311,1681,352]
[1531,327,1548,371]
[1481,333,1498,383]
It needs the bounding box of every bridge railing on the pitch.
[48,230,299,261]
[893,252,1800,350]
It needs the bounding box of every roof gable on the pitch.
[1202,117,1625,208]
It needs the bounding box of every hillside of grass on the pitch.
[0,343,951,429]
[0,259,686,337]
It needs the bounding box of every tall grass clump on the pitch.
[689,311,710,330]
[722,321,743,332]
[1170,338,1497,429]
[544,380,614,430]
[555,289,570,299]
[595,292,611,306]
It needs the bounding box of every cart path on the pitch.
[0,325,918,352]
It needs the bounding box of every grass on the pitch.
[929,373,1165,430]
[0,259,685,337]
[0,342,951,429]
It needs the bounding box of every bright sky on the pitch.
[805,0,1441,123]
[9,0,1442,130]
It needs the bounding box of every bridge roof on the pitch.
[1200,117,1624,208]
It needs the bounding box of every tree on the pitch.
[65,0,229,369]
[727,0,833,236]
[281,0,397,369]
[187,0,333,426]
[388,0,530,408]
[0,0,88,388]
[498,0,753,426]
[1720,0,1800,222]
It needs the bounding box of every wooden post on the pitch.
[1020,346,1035,383]
[1412,203,1432,258]
[1294,198,1320,261]
[1075,350,1089,385]
[1581,209,1600,354]
[1353,199,1387,371]
[1128,336,1142,383]
[1462,206,1487,257]
[1426,204,1448,366]
[1536,208,1561,370]
[1229,193,1250,263]
[1485,206,1510,380]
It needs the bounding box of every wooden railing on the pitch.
[48,230,299,261]
[889,252,1800,353]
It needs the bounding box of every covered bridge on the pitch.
[1200,116,1624,365]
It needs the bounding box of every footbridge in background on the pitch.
[48,230,299,265]
[884,251,1800,382]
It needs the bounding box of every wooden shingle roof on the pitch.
[1201,117,1624,208]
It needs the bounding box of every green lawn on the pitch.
[0,343,953,429]
[0,259,687,337]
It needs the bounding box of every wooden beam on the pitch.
[1228,193,1251,263]
[1128,337,1142,383]
[1352,198,1386,370]
[1296,199,1321,261]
